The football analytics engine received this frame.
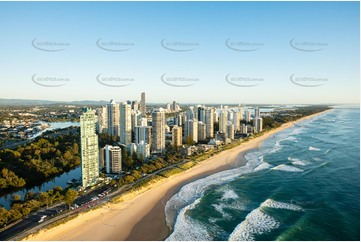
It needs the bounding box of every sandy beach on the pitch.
[24,110,330,241]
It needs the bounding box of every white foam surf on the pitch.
[166,198,212,241]
[261,199,303,211]
[212,204,232,220]
[271,164,303,172]
[254,162,272,171]
[309,146,321,151]
[228,208,280,241]
[228,199,304,241]
[165,159,259,229]
[221,189,239,200]
[288,157,311,166]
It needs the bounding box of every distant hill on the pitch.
[0,98,109,106]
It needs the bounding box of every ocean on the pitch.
[165,107,360,241]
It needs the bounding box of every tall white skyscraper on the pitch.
[245,110,251,123]
[80,108,99,188]
[131,110,142,134]
[120,102,132,145]
[219,110,228,133]
[184,119,198,143]
[239,106,244,121]
[151,108,166,152]
[255,107,260,118]
[140,92,146,118]
[205,108,214,138]
[227,123,235,140]
[102,145,121,174]
[97,106,108,134]
[186,106,195,120]
[232,110,241,132]
[107,99,120,137]
[254,118,263,133]
[214,111,219,124]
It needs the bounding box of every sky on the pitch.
[0,1,359,104]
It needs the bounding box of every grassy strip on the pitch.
[177,161,197,170]
[157,167,184,178]
[110,175,164,203]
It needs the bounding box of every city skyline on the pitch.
[0,1,359,104]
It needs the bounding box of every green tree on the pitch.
[0,207,9,226]
[24,191,36,201]
[12,194,21,203]
[109,180,116,186]
[39,192,50,208]
[63,189,78,209]
[8,208,22,221]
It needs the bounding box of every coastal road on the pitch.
[0,207,62,241]
[1,184,114,241]
[1,160,188,240]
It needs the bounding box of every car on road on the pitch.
[38,215,47,223]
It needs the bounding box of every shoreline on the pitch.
[24,110,331,241]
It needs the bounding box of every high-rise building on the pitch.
[120,102,132,145]
[227,110,233,122]
[80,108,99,188]
[131,110,142,134]
[166,103,171,111]
[254,118,263,133]
[174,113,183,126]
[198,121,206,141]
[102,145,121,174]
[219,110,228,134]
[245,110,251,123]
[198,106,206,123]
[233,110,241,132]
[173,101,177,111]
[205,108,214,138]
[151,108,166,152]
[165,124,170,133]
[140,92,146,118]
[135,126,152,145]
[139,117,148,126]
[239,106,244,120]
[186,107,195,121]
[136,141,150,160]
[96,106,108,134]
[172,125,182,147]
[227,123,235,140]
[99,147,105,169]
[240,124,247,134]
[107,99,120,137]
[255,107,260,118]
[184,119,198,143]
[131,100,138,111]
[214,111,219,124]
[127,143,137,156]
